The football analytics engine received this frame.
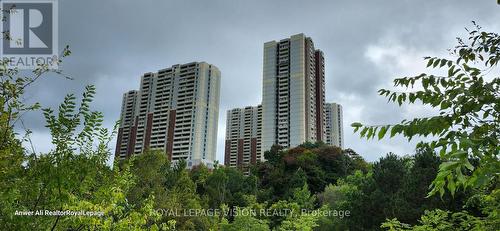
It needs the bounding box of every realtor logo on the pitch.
[1,0,58,69]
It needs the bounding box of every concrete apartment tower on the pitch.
[115,62,221,168]
[115,90,139,158]
[261,33,326,156]
[224,105,262,170]
[325,103,344,149]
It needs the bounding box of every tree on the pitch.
[202,165,258,222]
[317,170,375,230]
[317,150,474,230]
[381,209,487,231]
[351,23,499,230]
[291,183,316,210]
[352,22,499,197]
[127,150,171,208]
[220,208,269,231]
[0,42,71,229]
[0,84,166,229]
[268,199,319,230]
[398,147,467,224]
[255,142,368,204]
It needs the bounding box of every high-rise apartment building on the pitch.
[261,33,326,156]
[224,105,262,170]
[325,103,344,149]
[115,62,221,168]
[115,90,139,159]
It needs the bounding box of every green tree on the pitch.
[317,150,472,230]
[291,183,316,210]
[127,150,171,208]
[126,150,211,229]
[0,43,71,228]
[352,22,499,197]
[220,207,269,231]
[318,170,377,230]
[351,23,499,230]
[0,83,166,229]
[255,143,368,203]
[203,165,258,212]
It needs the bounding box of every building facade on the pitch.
[115,62,221,168]
[224,105,262,170]
[261,33,326,156]
[325,102,344,149]
[115,90,139,159]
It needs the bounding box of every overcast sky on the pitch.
[21,0,500,164]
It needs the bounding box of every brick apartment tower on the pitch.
[224,105,262,170]
[115,62,221,168]
[261,33,326,157]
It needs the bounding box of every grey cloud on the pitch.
[19,0,500,163]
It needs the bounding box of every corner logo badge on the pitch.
[1,0,58,69]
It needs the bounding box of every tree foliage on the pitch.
[351,23,499,230]
[255,143,368,202]
[352,22,499,197]
[1,82,166,229]
[317,148,469,230]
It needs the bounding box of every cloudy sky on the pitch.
[21,0,500,163]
